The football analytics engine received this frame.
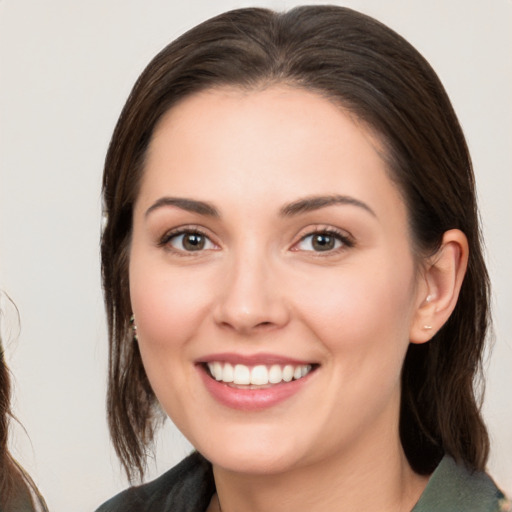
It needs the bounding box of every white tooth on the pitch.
[302,364,312,377]
[222,363,234,383]
[293,366,302,380]
[268,364,283,384]
[250,365,269,385]
[212,362,223,381]
[282,365,294,382]
[233,364,251,385]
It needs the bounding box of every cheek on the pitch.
[293,257,417,357]
[129,256,214,356]
[128,258,219,421]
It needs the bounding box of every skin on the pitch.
[129,86,467,512]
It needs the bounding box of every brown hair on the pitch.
[1,295,48,511]
[101,6,490,481]
[0,334,19,506]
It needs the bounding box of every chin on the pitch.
[194,424,323,476]
[205,445,303,475]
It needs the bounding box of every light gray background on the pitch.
[0,1,510,510]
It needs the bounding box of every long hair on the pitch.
[0,294,48,511]
[101,6,490,480]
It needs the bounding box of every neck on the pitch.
[210,434,429,512]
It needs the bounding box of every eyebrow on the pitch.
[145,194,375,219]
[280,194,376,217]
[145,197,220,218]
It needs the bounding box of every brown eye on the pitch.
[166,231,215,252]
[182,233,205,251]
[311,233,336,251]
[295,230,351,253]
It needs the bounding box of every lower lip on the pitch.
[198,366,313,411]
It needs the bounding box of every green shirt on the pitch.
[412,455,509,511]
[96,452,510,511]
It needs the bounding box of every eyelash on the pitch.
[158,226,217,255]
[158,226,354,256]
[292,227,354,255]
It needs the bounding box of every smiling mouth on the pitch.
[205,362,315,388]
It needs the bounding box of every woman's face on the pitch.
[129,86,427,474]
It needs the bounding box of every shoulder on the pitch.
[413,455,509,512]
[95,452,215,512]
[0,476,46,512]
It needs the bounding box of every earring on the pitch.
[422,324,433,330]
[425,295,433,303]
[130,314,138,341]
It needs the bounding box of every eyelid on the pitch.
[158,225,219,252]
[290,225,355,253]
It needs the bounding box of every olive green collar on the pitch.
[412,456,503,512]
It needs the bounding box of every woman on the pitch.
[0,294,48,512]
[97,6,509,511]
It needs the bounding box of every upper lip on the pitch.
[196,352,316,366]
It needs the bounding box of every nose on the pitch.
[213,250,290,335]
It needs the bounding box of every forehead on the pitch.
[139,85,406,224]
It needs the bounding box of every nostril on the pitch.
[256,321,273,328]
[217,319,276,334]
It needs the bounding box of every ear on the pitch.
[409,229,469,344]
